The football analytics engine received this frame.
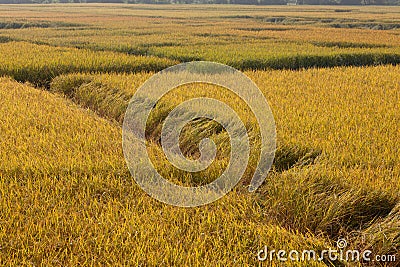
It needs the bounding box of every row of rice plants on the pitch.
[0,42,177,87]
[48,65,400,258]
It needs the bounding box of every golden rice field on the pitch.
[0,4,399,266]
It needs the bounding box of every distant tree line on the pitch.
[0,0,399,5]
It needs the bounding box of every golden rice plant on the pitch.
[0,77,332,266]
